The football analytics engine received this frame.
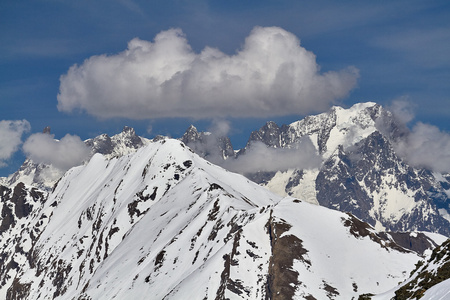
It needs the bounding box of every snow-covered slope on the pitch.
[373,238,450,300]
[421,278,450,300]
[0,138,425,299]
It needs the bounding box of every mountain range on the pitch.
[182,102,450,238]
[1,102,449,299]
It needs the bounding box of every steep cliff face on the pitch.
[181,103,449,237]
[0,138,428,299]
[0,182,47,299]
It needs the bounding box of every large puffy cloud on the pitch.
[57,26,359,119]
[395,122,450,173]
[23,133,90,172]
[0,120,31,167]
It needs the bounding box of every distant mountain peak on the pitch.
[42,126,51,134]
[122,125,134,133]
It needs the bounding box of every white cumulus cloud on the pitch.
[57,26,359,119]
[23,133,91,172]
[0,120,31,167]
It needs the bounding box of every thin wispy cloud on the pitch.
[372,27,450,68]
[208,119,231,137]
[0,120,30,167]
[57,26,359,120]
[116,0,146,16]
[0,36,94,61]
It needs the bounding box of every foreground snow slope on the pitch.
[2,138,424,299]
[373,238,450,300]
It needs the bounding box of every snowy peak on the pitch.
[1,138,278,299]
[180,124,202,144]
[246,120,284,149]
[173,103,450,238]
[242,102,385,157]
[85,125,149,158]
[286,102,380,156]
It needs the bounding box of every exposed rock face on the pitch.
[84,126,148,158]
[265,212,307,300]
[245,121,285,149]
[3,103,448,239]
[0,182,46,293]
[384,232,441,255]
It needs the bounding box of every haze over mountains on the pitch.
[1,102,449,299]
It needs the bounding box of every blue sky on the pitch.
[1,0,449,176]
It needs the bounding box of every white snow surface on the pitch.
[263,168,319,205]
[421,279,450,300]
[372,237,450,300]
[1,138,424,299]
[273,198,419,298]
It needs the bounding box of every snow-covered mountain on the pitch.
[184,102,450,237]
[4,103,448,238]
[1,137,442,299]
[259,103,450,237]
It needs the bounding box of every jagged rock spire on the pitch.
[42,126,51,134]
